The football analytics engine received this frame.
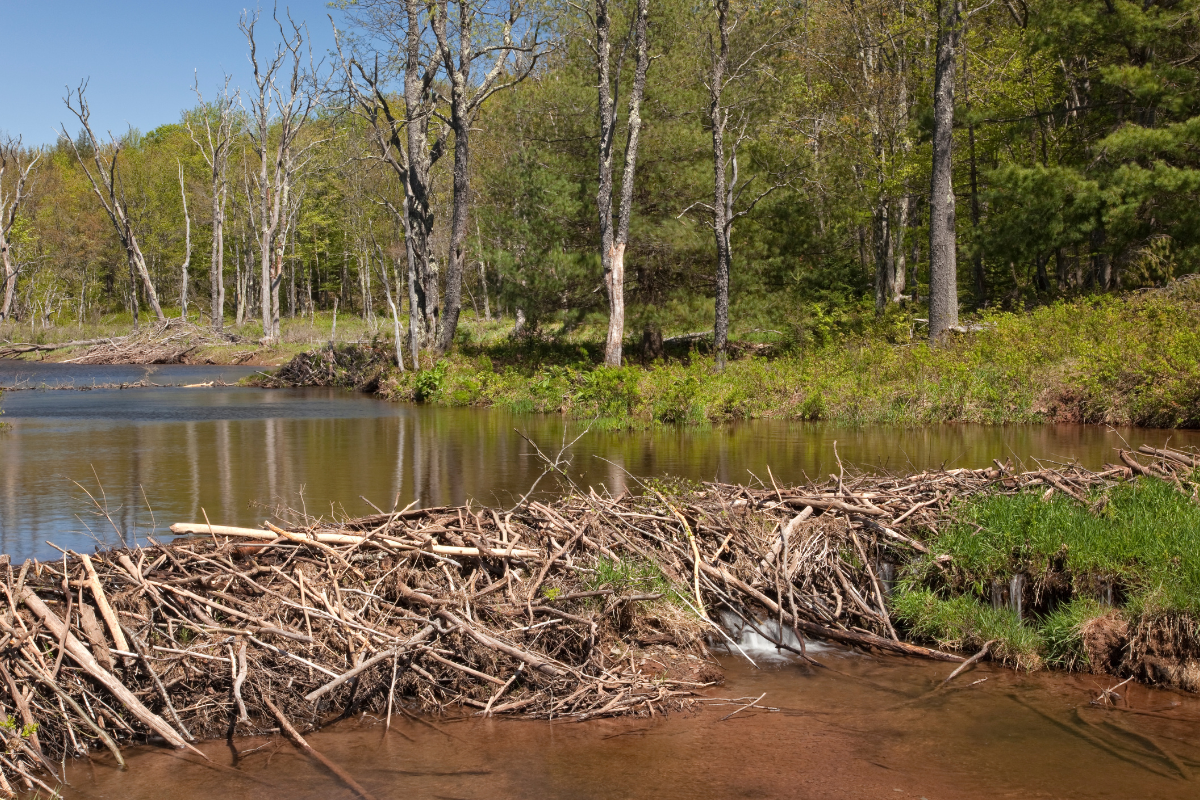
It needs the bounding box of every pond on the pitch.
[3,362,1199,562]
[56,644,1200,799]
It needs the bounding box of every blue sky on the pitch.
[1,1,339,145]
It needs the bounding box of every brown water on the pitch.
[3,362,1199,562]
[8,363,1200,798]
[54,648,1200,800]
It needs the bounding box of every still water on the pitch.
[3,363,1199,562]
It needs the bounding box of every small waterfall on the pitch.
[991,579,1006,610]
[715,611,831,660]
[1101,580,1114,606]
[876,562,895,597]
[1009,574,1025,619]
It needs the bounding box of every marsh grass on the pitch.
[893,474,1200,670]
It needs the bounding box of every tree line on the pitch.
[2,0,1198,367]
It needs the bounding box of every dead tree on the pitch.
[243,9,324,342]
[186,74,238,331]
[336,0,449,359]
[177,162,192,317]
[591,0,651,367]
[63,82,166,324]
[0,135,40,321]
[428,0,547,354]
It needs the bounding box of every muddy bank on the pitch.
[1,452,1198,793]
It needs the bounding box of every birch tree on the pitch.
[243,10,324,342]
[336,0,449,358]
[592,0,651,367]
[698,0,790,370]
[429,0,547,354]
[186,75,238,331]
[0,135,40,321]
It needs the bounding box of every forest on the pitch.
[2,0,1199,369]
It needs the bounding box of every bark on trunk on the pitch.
[597,0,650,368]
[0,244,15,321]
[210,185,226,329]
[710,0,732,370]
[928,0,961,342]
[438,99,471,354]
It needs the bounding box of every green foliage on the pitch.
[413,360,450,402]
[587,556,674,599]
[1040,598,1108,671]
[374,288,1200,430]
[917,475,1200,614]
[890,588,1044,669]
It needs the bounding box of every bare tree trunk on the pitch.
[187,77,235,331]
[212,184,227,327]
[894,194,909,302]
[0,137,40,322]
[243,11,321,343]
[928,0,961,341]
[476,220,491,320]
[710,0,732,370]
[597,0,651,368]
[438,100,471,353]
[178,162,192,317]
[63,85,166,323]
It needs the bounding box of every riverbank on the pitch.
[2,450,1198,792]
[264,282,1200,429]
[6,282,1200,429]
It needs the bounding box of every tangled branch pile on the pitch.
[256,341,392,390]
[59,319,249,365]
[0,447,1196,793]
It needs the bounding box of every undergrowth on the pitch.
[371,288,1200,428]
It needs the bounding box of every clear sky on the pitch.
[0,1,339,145]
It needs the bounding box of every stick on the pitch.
[304,624,435,702]
[263,696,380,800]
[82,553,130,653]
[719,692,766,721]
[18,587,201,753]
[938,640,993,689]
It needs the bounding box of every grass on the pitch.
[9,282,1200,429]
[891,473,1200,670]
[373,283,1200,429]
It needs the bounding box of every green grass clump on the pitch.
[890,588,1044,669]
[921,476,1200,614]
[893,475,1200,669]
[1040,598,1109,671]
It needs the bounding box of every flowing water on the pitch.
[3,362,1200,562]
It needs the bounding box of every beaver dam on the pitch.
[0,446,1197,795]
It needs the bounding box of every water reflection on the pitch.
[2,372,1199,562]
